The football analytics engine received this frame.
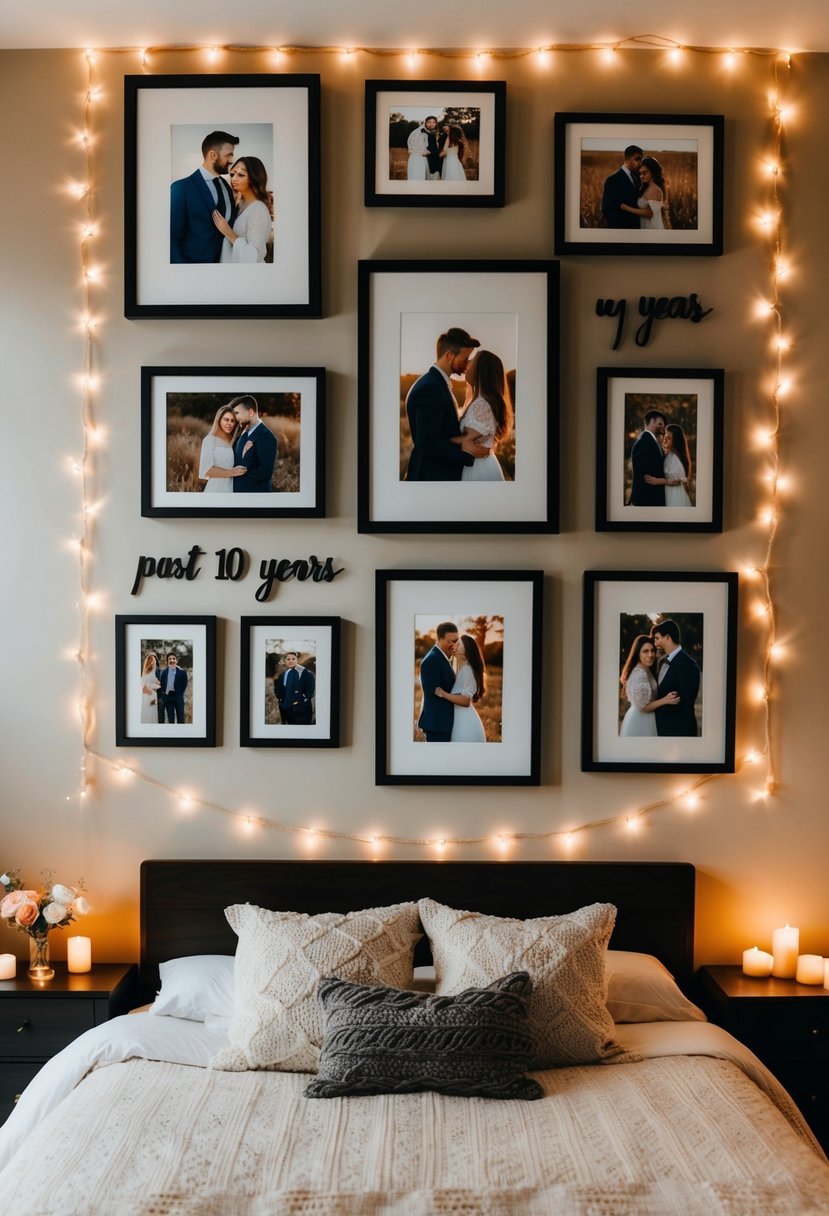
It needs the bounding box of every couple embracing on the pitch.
[620,621,700,738]
[418,622,487,743]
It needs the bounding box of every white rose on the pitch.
[0,873,9,885]
[43,902,68,924]
[51,884,76,905]
[74,895,91,916]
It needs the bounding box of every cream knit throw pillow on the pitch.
[418,898,636,1067]
[211,901,421,1073]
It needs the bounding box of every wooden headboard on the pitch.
[139,859,695,1001]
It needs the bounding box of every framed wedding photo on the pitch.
[554,113,724,256]
[124,74,321,318]
[357,260,559,533]
[375,570,543,786]
[364,80,506,207]
[115,615,217,747]
[240,617,341,748]
[581,571,738,774]
[596,367,724,532]
[140,366,325,518]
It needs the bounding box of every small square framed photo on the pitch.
[581,571,738,773]
[365,80,506,207]
[115,615,217,747]
[240,617,341,748]
[140,366,325,518]
[596,367,724,532]
[554,113,723,256]
[358,260,559,533]
[124,74,321,318]
[376,570,543,785]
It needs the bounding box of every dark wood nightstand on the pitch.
[0,962,137,1124]
[697,964,829,1152]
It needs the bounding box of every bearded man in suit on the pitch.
[170,130,238,263]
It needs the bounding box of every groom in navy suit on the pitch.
[231,395,277,493]
[405,327,490,481]
[170,131,239,263]
[600,144,643,229]
[157,654,189,724]
[651,620,701,737]
[629,409,667,506]
[418,622,459,742]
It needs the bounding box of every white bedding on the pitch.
[1,1014,827,1215]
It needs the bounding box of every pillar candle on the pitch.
[795,954,824,985]
[0,953,16,979]
[742,947,774,977]
[771,925,799,978]
[67,936,92,974]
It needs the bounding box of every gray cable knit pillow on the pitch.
[305,972,543,1100]
[419,898,638,1068]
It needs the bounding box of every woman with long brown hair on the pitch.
[212,156,274,263]
[198,405,246,493]
[433,634,487,742]
[619,634,679,737]
[439,124,467,182]
[458,350,513,482]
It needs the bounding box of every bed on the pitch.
[0,859,827,1216]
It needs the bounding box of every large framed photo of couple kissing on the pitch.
[364,80,506,207]
[554,113,724,256]
[375,569,543,786]
[357,260,559,533]
[115,615,217,747]
[124,74,321,318]
[240,616,341,748]
[140,366,325,518]
[595,367,724,532]
[581,571,738,774]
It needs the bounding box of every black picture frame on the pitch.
[364,79,506,207]
[357,259,559,533]
[115,615,217,747]
[240,616,341,748]
[376,569,543,786]
[140,366,325,518]
[581,571,738,773]
[124,74,321,318]
[554,113,724,256]
[596,367,724,532]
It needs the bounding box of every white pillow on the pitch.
[605,950,706,1023]
[150,954,235,1022]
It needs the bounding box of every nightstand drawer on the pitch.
[736,1003,829,1063]
[0,1061,44,1124]
[0,999,96,1056]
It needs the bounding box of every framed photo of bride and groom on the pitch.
[357,260,559,534]
[375,570,543,786]
[124,74,321,319]
[554,113,724,256]
[581,571,738,774]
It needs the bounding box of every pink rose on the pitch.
[0,890,26,918]
[15,900,40,927]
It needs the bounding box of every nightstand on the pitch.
[697,964,829,1153]
[0,962,136,1124]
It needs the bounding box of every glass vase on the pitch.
[28,930,54,982]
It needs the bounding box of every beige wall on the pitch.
[1,46,827,967]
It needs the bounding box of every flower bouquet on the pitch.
[0,869,90,981]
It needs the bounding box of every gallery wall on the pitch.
[0,44,827,966]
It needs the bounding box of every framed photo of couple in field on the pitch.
[554,113,724,256]
[364,80,506,207]
[115,615,217,748]
[140,366,325,518]
[357,260,559,533]
[124,74,321,318]
[596,367,724,532]
[239,617,341,748]
[581,571,738,773]
[375,570,543,786]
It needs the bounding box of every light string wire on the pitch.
[69,40,788,850]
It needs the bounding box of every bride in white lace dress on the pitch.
[662,424,693,507]
[619,634,680,737]
[439,124,468,182]
[620,156,667,230]
[212,157,273,264]
[433,634,487,742]
[198,405,247,493]
[455,350,513,482]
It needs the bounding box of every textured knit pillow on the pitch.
[210,901,421,1073]
[305,972,543,1100]
[419,898,636,1067]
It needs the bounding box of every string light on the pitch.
[66,39,788,850]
